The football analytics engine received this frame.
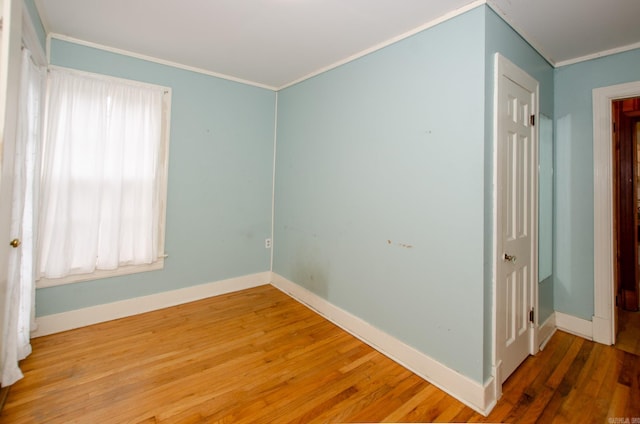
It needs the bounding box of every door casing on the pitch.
[593,81,640,345]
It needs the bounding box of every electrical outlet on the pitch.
[265,238,272,249]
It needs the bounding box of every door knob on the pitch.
[504,253,517,263]
[9,239,21,248]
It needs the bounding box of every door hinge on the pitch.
[529,308,535,323]
[530,115,535,126]
[616,294,620,307]
[613,122,617,133]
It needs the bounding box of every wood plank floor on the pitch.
[617,309,640,356]
[1,284,639,423]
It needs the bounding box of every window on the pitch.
[37,67,171,287]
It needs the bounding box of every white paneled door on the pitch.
[0,0,24,332]
[494,54,539,385]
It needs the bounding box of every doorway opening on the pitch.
[613,97,640,354]
[592,81,640,346]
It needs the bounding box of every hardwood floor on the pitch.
[617,309,640,356]
[1,285,639,423]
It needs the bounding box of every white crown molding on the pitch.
[277,0,487,90]
[556,41,640,68]
[34,0,640,89]
[270,272,497,416]
[44,1,489,93]
[33,272,271,337]
[486,1,640,69]
[47,33,279,91]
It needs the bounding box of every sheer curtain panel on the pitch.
[39,68,165,280]
[1,48,44,387]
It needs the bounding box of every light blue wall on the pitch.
[274,7,487,383]
[36,40,276,316]
[554,48,640,319]
[34,4,569,387]
[483,7,555,379]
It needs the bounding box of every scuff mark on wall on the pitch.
[386,240,414,249]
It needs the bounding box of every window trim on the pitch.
[36,67,172,288]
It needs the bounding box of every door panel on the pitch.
[495,55,538,385]
[0,0,25,352]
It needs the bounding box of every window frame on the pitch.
[36,67,172,288]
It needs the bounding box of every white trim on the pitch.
[492,361,503,401]
[492,53,540,386]
[33,272,271,337]
[276,0,486,90]
[538,312,557,350]
[592,81,640,345]
[486,0,640,69]
[37,259,165,288]
[158,87,172,274]
[45,30,51,64]
[592,315,612,345]
[47,33,278,91]
[270,273,497,416]
[35,67,172,288]
[48,2,489,92]
[492,53,501,387]
[555,312,593,340]
[34,2,640,91]
[47,64,172,91]
[557,41,640,68]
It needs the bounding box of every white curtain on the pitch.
[39,68,164,279]
[1,48,44,387]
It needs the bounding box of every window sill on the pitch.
[36,258,165,289]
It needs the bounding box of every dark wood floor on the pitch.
[1,285,639,423]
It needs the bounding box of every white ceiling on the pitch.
[35,0,640,90]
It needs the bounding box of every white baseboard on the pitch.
[538,312,557,350]
[33,272,271,337]
[269,273,497,416]
[32,270,597,415]
[555,311,593,340]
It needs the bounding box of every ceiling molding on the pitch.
[47,33,279,91]
[40,0,640,87]
[555,41,640,68]
[46,1,488,92]
[277,0,486,90]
